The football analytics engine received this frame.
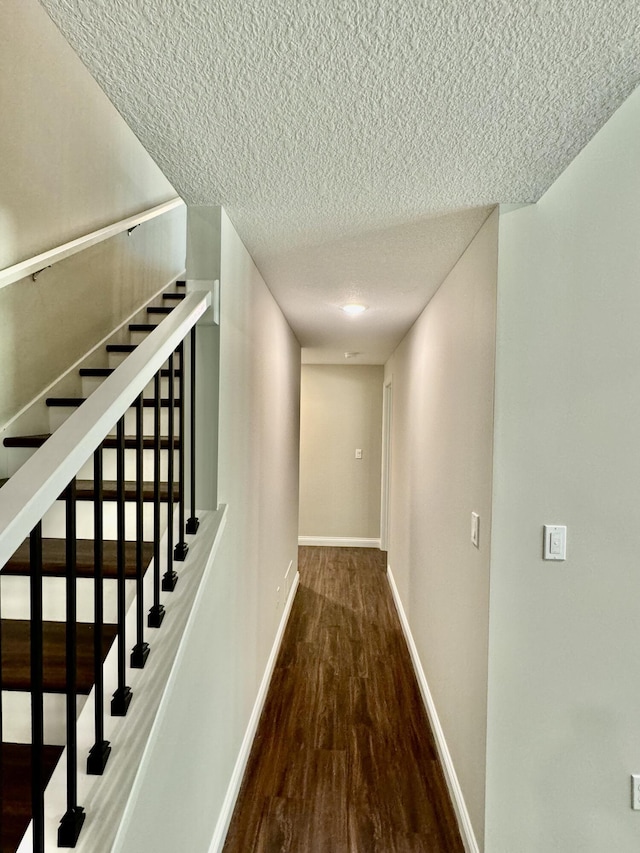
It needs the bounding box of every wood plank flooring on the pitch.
[223,546,464,853]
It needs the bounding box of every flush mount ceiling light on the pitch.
[341,303,367,316]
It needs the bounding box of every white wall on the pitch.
[217,206,300,702]
[486,85,640,852]
[186,206,222,512]
[112,209,301,852]
[385,209,498,846]
[0,0,184,430]
[299,364,383,542]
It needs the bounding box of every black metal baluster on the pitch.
[131,395,150,667]
[148,371,165,628]
[111,418,132,716]
[87,446,110,774]
[0,547,3,853]
[186,327,199,535]
[0,541,4,850]
[174,341,188,561]
[162,353,178,591]
[30,522,45,853]
[58,480,86,847]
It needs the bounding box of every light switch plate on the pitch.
[543,525,566,560]
[471,512,480,548]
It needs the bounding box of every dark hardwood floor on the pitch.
[223,546,464,853]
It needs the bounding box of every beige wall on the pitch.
[111,209,301,853]
[0,0,184,431]
[486,86,640,853]
[299,364,383,541]
[0,0,176,271]
[385,209,498,846]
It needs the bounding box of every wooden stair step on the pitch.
[175,280,186,287]
[4,434,180,449]
[79,367,181,378]
[128,323,158,332]
[2,539,153,579]
[1,620,118,694]
[75,480,179,502]
[147,306,174,315]
[46,397,181,407]
[0,479,178,501]
[1,742,64,853]
[106,344,137,353]
[162,293,185,301]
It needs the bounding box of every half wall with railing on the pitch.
[0,200,226,851]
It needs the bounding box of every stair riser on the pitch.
[6,446,176,481]
[49,405,175,435]
[42,501,173,541]
[2,692,88,746]
[76,448,175,482]
[107,349,183,368]
[81,375,179,399]
[0,574,132,622]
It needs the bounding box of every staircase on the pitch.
[0,280,208,851]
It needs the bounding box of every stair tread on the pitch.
[106,344,137,352]
[129,323,158,332]
[1,619,118,694]
[1,742,64,853]
[3,539,153,579]
[4,434,180,449]
[46,397,181,407]
[162,293,185,301]
[79,367,180,377]
[75,480,179,501]
[0,479,178,501]
[147,306,174,314]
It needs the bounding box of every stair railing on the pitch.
[0,288,210,851]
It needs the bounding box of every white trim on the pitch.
[0,271,185,435]
[0,198,184,291]
[298,536,381,548]
[0,289,210,567]
[208,570,301,853]
[386,565,480,853]
[380,379,393,551]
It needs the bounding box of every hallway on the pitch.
[223,546,464,852]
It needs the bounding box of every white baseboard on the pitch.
[208,571,300,853]
[298,536,381,548]
[386,565,480,853]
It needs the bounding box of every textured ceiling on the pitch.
[39,0,640,362]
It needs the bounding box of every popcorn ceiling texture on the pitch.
[38,0,640,360]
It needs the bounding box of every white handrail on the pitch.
[0,198,185,291]
[0,289,211,566]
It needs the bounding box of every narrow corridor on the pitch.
[223,546,464,852]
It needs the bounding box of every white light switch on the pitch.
[471,512,480,548]
[355,449,362,459]
[543,525,566,560]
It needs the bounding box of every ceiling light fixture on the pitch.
[341,303,367,316]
